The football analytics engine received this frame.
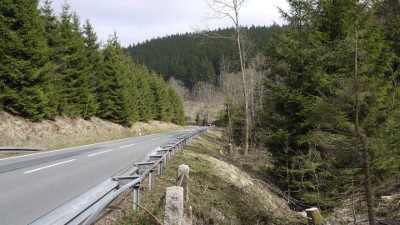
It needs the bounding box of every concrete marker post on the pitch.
[164,186,184,225]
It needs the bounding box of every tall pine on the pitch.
[0,0,53,121]
[52,3,91,117]
[97,34,132,126]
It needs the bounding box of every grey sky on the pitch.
[41,0,289,47]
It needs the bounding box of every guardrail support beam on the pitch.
[149,170,154,190]
[133,184,141,211]
[158,163,163,176]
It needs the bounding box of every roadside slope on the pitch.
[0,111,183,152]
[108,129,307,225]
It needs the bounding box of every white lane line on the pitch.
[24,159,76,174]
[151,138,158,140]
[87,149,113,157]
[119,143,135,149]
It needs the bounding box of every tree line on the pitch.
[127,0,400,223]
[0,0,185,126]
[213,0,400,223]
[125,25,280,89]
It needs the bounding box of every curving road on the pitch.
[0,128,195,225]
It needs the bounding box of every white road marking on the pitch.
[87,149,113,157]
[151,138,158,140]
[24,159,76,174]
[119,143,135,149]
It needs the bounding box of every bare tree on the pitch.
[192,81,214,124]
[204,0,251,155]
[167,77,190,101]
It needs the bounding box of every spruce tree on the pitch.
[55,3,92,118]
[82,19,101,118]
[135,66,154,122]
[0,0,53,121]
[97,34,132,126]
[167,87,185,125]
[150,73,169,121]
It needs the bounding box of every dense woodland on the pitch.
[0,0,185,126]
[2,0,400,223]
[127,0,400,223]
[125,25,279,89]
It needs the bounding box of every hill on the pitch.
[124,25,280,89]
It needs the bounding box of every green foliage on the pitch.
[0,1,186,126]
[261,0,400,210]
[125,26,280,88]
[0,0,54,121]
[53,3,92,118]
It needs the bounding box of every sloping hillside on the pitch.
[100,129,307,225]
[0,111,183,153]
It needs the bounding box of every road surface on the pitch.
[0,128,195,225]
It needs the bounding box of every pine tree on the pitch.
[167,87,185,125]
[82,19,101,118]
[0,0,54,121]
[55,3,92,118]
[150,73,169,121]
[136,67,155,122]
[264,0,330,202]
[97,33,132,126]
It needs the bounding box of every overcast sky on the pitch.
[41,0,289,47]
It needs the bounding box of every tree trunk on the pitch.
[234,0,249,156]
[354,27,375,225]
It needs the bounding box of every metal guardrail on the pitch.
[29,127,211,225]
[0,147,43,154]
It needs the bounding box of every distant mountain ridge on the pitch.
[124,25,280,89]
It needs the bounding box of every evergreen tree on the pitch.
[167,87,185,125]
[135,66,154,122]
[97,34,132,126]
[55,3,92,118]
[150,73,169,121]
[264,0,330,203]
[39,0,60,118]
[0,0,53,121]
[82,19,101,117]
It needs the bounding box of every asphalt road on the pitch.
[0,128,195,225]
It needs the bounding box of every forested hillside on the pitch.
[125,25,280,89]
[124,0,400,223]
[0,0,185,126]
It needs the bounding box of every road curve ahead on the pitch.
[0,128,196,225]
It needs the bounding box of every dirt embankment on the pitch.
[0,111,183,151]
[96,129,307,225]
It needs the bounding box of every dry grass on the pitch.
[0,111,183,152]
[183,91,225,123]
[96,128,307,225]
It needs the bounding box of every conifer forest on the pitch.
[0,0,185,126]
[128,0,400,223]
[2,0,400,223]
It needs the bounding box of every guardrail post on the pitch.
[158,162,163,175]
[164,156,168,167]
[149,169,154,190]
[164,186,184,225]
[133,184,141,211]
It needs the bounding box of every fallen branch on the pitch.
[129,200,163,225]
